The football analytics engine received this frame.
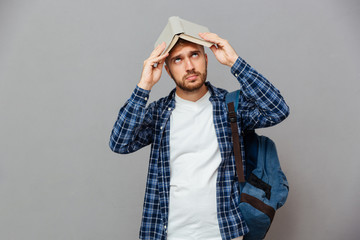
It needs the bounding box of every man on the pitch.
[109,32,289,240]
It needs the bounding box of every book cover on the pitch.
[155,16,213,54]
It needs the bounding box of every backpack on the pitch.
[226,90,289,240]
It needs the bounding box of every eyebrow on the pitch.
[170,53,183,63]
[190,50,201,55]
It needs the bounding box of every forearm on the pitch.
[231,57,289,128]
[109,86,153,154]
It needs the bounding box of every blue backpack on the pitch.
[226,90,289,240]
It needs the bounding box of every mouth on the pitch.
[185,74,199,81]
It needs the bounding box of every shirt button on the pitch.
[160,126,163,130]
[144,97,148,100]
[164,225,167,229]
[235,73,239,77]
[168,107,171,111]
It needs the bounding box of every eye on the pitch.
[192,52,199,57]
[174,58,181,63]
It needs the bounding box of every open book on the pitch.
[155,16,213,55]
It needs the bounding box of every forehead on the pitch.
[168,41,204,57]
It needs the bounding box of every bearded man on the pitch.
[109,32,289,240]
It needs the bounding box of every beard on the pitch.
[169,68,207,92]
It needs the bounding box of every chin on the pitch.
[180,80,205,92]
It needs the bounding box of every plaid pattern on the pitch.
[109,57,289,240]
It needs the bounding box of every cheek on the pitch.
[199,60,207,71]
[171,66,184,76]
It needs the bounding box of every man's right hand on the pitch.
[138,42,169,90]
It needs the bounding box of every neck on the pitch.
[175,84,208,102]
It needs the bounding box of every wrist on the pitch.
[227,55,239,67]
[137,81,153,91]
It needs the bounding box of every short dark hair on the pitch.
[170,38,205,53]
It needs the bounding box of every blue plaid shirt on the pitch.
[110,57,289,240]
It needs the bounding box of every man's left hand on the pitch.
[199,32,239,67]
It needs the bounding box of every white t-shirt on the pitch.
[168,91,222,240]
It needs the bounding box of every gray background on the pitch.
[1,0,359,239]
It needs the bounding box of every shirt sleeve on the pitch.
[231,56,290,129]
[109,85,155,154]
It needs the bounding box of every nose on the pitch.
[185,58,194,71]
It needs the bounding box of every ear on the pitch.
[165,64,171,77]
[205,53,208,67]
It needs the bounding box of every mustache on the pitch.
[183,70,201,80]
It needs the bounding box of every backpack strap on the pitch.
[226,90,245,182]
[225,90,240,112]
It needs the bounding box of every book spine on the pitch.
[169,16,184,35]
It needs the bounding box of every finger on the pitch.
[200,33,229,50]
[149,52,169,68]
[199,32,222,44]
[153,52,169,64]
[157,58,166,69]
[150,42,166,57]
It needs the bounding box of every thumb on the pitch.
[210,45,218,54]
[210,44,219,57]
